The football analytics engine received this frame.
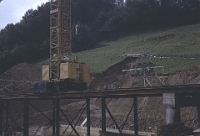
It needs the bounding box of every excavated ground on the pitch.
[0,58,200,133]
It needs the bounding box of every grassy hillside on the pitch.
[37,23,200,74]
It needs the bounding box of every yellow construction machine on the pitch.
[34,0,90,92]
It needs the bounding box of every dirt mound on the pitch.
[89,57,138,90]
[0,62,41,81]
[0,62,41,94]
[167,66,200,85]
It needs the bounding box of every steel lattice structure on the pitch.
[0,85,200,135]
[50,0,71,81]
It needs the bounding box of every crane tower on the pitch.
[40,0,90,92]
[50,0,71,81]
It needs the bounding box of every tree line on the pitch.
[0,0,200,74]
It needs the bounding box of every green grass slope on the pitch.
[38,23,200,74]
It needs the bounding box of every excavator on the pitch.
[34,0,90,92]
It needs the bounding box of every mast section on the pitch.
[49,0,71,81]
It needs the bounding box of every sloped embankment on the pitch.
[89,57,200,131]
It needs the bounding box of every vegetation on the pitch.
[1,0,200,74]
[73,24,200,74]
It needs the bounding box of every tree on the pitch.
[0,2,50,74]
[1,0,200,74]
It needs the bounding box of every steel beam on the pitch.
[69,105,86,135]
[23,100,29,136]
[102,97,106,133]
[2,84,200,100]
[198,102,200,128]
[87,98,90,136]
[53,100,56,136]
[0,100,2,135]
[0,85,200,136]
[134,96,138,135]
[60,108,80,136]
[52,99,58,136]
[5,101,9,136]
[62,102,86,135]
[29,102,52,122]
[105,105,122,134]
[121,102,134,130]
[55,99,59,136]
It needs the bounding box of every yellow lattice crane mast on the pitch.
[38,0,90,92]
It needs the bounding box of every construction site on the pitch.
[1,56,200,136]
[1,0,200,136]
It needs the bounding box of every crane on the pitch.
[35,0,90,92]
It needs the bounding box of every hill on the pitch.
[1,24,200,134]
[3,25,200,92]
[75,23,200,74]
[37,23,200,74]
[1,0,200,75]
